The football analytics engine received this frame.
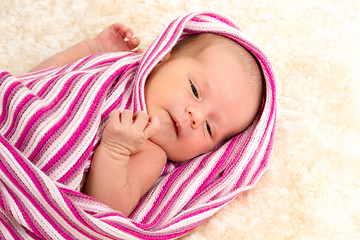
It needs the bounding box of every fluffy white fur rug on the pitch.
[1,0,359,239]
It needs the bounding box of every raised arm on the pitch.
[84,110,166,217]
[30,23,142,72]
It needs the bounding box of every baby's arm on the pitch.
[84,110,166,217]
[30,23,142,72]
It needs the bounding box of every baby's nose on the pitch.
[185,104,208,128]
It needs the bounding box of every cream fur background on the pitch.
[1,0,359,239]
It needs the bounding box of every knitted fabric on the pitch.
[0,11,276,239]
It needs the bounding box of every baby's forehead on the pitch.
[199,39,262,81]
[188,34,259,70]
[217,40,263,89]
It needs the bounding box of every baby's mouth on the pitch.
[171,117,178,136]
[169,112,180,136]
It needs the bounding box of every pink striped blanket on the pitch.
[0,11,276,239]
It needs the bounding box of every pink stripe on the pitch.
[249,120,276,185]
[98,211,190,240]
[0,80,21,129]
[0,137,69,238]
[40,74,105,171]
[31,74,60,98]
[186,139,241,204]
[22,69,58,90]
[1,178,41,236]
[31,76,102,166]
[58,138,94,183]
[203,12,239,29]
[81,53,131,70]
[54,189,102,239]
[0,11,276,238]
[140,151,215,225]
[18,66,58,81]
[14,74,78,149]
[3,94,34,139]
[105,72,133,113]
[1,137,101,239]
[101,62,138,117]
[46,62,136,180]
[0,214,23,239]
[54,54,95,75]
[0,71,10,79]
[159,198,234,239]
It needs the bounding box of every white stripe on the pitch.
[0,207,31,239]
[39,58,136,173]
[0,11,276,238]
[0,148,67,239]
[1,85,34,136]
[7,72,75,144]
[0,180,30,231]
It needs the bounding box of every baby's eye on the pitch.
[206,121,212,137]
[190,80,199,98]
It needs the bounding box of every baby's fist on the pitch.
[101,110,159,157]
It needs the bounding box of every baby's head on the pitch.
[145,33,263,161]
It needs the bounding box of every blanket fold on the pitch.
[0,11,276,239]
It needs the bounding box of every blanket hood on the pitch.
[0,11,276,240]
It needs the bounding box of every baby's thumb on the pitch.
[144,116,160,138]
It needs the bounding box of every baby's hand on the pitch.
[94,23,142,53]
[100,110,159,157]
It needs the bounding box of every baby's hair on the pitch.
[171,33,223,58]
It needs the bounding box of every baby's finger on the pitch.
[108,110,121,124]
[144,116,160,138]
[119,109,133,125]
[133,111,149,129]
[128,37,140,47]
[124,28,134,40]
[111,23,128,37]
[115,23,133,39]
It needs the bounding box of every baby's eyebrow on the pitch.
[196,71,212,90]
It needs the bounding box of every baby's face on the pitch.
[145,43,261,161]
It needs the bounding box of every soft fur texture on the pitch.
[1,0,359,239]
